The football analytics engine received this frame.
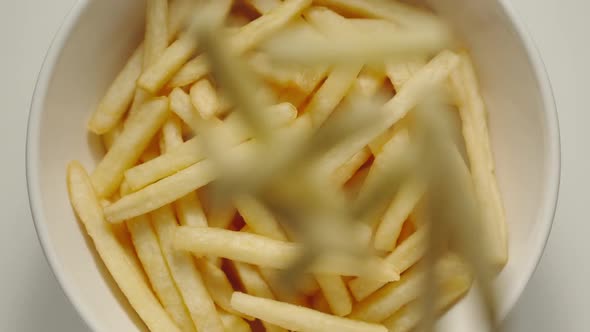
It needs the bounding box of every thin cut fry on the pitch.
[350,254,467,323]
[374,177,426,251]
[231,292,388,332]
[137,35,198,94]
[246,0,281,13]
[314,0,442,28]
[160,114,210,229]
[331,147,372,186]
[105,142,256,222]
[315,275,353,316]
[261,23,450,65]
[249,51,328,95]
[450,54,508,268]
[239,218,349,315]
[304,64,363,127]
[302,8,363,127]
[351,69,388,97]
[349,226,428,301]
[257,267,309,305]
[168,0,198,39]
[128,0,169,116]
[316,50,461,176]
[350,267,424,322]
[91,97,169,198]
[196,259,244,317]
[138,0,233,93]
[124,102,296,191]
[174,227,399,281]
[127,215,195,332]
[151,205,224,332]
[358,128,410,208]
[219,310,252,332]
[235,196,288,240]
[349,18,399,35]
[207,204,237,229]
[386,59,426,91]
[88,46,144,135]
[168,0,313,88]
[382,265,472,332]
[190,79,227,119]
[66,162,182,332]
[231,261,288,332]
[102,122,123,151]
[145,0,169,66]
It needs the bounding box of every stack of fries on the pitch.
[67,0,508,331]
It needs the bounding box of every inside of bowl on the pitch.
[30,0,556,331]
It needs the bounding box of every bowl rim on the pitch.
[25,0,561,330]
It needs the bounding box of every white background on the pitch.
[0,0,587,330]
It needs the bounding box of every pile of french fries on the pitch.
[66,0,508,331]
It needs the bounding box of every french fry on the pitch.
[261,22,450,66]
[232,0,313,54]
[176,192,208,227]
[351,69,388,97]
[140,137,161,163]
[349,18,399,35]
[231,292,388,332]
[311,292,331,313]
[235,196,288,240]
[331,147,372,186]
[66,162,182,332]
[245,0,281,13]
[161,115,185,151]
[314,0,442,28]
[350,254,466,323]
[167,55,210,89]
[315,275,353,316]
[316,50,461,176]
[168,0,198,39]
[249,52,328,98]
[450,54,508,268]
[105,141,256,222]
[350,267,424,323]
[386,59,426,91]
[138,0,233,93]
[349,226,428,301]
[124,101,296,191]
[190,79,227,119]
[101,122,123,151]
[219,310,252,332]
[168,0,313,88]
[231,261,288,332]
[128,0,169,116]
[127,215,196,332]
[374,177,426,251]
[382,265,472,332]
[88,46,144,135]
[257,267,310,305]
[358,128,410,208]
[160,114,210,229]
[302,8,363,127]
[151,205,224,332]
[143,0,169,68]
[174,227,399,281]
[207,203,237,229]
[196,259,244,317]
[239,222,345,314]
[91,97,169,198]
[304,64,363,127]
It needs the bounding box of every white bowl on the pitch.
[26,0,560,331]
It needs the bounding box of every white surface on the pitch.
[0,0,585,331]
